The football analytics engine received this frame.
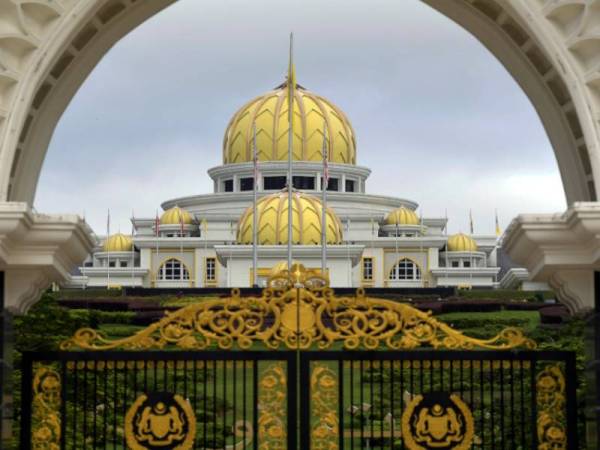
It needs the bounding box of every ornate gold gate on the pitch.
[22,265,577,449]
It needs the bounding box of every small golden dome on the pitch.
[237,191,343,245]
[223,79,356,165]
[103,233,133,252]
[447,233,478,252]
[384,206,419,226]
[160,206,193,225]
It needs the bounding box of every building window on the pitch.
[451,261,459,268]
[463,261,471,268]
[264,176,287,190]
[345,179,355,192]
[108,261,116,268]
[205,257,217,283]
[293,176,315,190]
[120,261,128,268]
[159,258,190,280]
[389,258,421,280]
[224,179,234,192]
[84,262,93,267]
[240,177,254,191]
[362,257,374,281]
[322,178,339,191]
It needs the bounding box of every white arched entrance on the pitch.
[0,0,598,207]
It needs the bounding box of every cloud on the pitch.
[35,0,566,235]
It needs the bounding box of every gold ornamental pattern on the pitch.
[258,363,287,450]
[31,365,61,450]
[536,364,567,450]
[61,264,536,351]
[310,364,339,450]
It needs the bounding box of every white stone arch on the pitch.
[0,0,599,207]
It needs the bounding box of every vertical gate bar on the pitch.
[530,359,538,449]
[122,361,127,449]
[479,359,484,446]
[204,360,208,449]
[60,360,66,450]
[19,354,32,450]
[565,354,579,450]
[459,359,463,400]
[389,359,394,450]
[429,358,433,392]
[113,362,117,449]
[288,353,297,450]
[510,360,515,449]
[469,359,473,419]
[350,360,354,450]
[299,354,310,450]
[223,360,227,448]
[242,360,246,449]
[233,360,237,450]
[143,358,147,394]
[214,360,218,450]
[438,357,443,392]
[419,359,423,393]
[104,360,108,450]
[73,360,78,448]
[338,359,344,450]
[448,359,452,393]
[252,360,258,450]
[153,360,157,392]
[379,360,383,449]
[83,360,87,446]
[370,361,374,449]
[184,360,188,401]
[400,360,404,450]
[491,360,495,450]
[93,360,97,448]
[173,359,177,394]
[500,360,504,450]
[360,359,364,450]
[520,360,525,448]
[163,359,167,392]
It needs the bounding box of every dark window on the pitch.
[159,258,189,280]
[120,261,128,268]
[293,176,315,190]
[264,176,287,190]
[240,177,254,191]
[108,261,116,268]
[451,261,459,268]
[325,178,339,191]
[389,258,421,280]
[463,261,471,268]
[84,261,93,267]
[345,179,355,192]
[224,179,234,192]
[205,258,217,282]
[362,257,373,281]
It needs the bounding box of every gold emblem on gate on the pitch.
[401,392,474,450]
[125,392,196,450]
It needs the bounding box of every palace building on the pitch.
[68,74,536,290]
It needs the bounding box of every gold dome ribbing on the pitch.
[236,191,343,245]
[223,79,356,165]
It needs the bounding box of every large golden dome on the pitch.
[447,233,478,252]
[237,191,344,245]
[223,79,356,165]
[103,233,133,252]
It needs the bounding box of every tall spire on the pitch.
[287,33,294,270]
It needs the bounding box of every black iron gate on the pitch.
[22,349,578,449]
[21,351,297,450]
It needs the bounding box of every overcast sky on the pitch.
[34,0,566,235]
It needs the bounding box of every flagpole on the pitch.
[420,209,424,285]
[155,210,160,287]
[469,209,473,285]
[106,209,111,288]
[394,222,399,282]
[252,123,259,287]
[321,120,328,276]
[287,33,295,270]
[444,209,449,272]
[131,210,135,287]
[179,208,184,283]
